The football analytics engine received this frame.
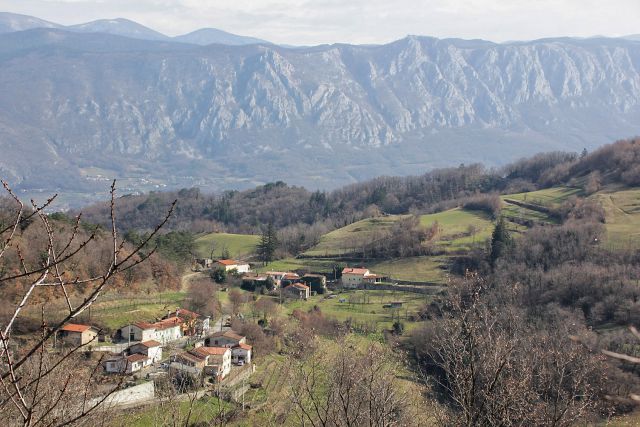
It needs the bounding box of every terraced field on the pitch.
[195,233,260,259]
[499,186,582,226]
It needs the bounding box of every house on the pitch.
[163,308,210,336]
[241,273,270,291]
[212,259,250,273]
[265,271,287,287]
[128,340,163,363]
[232,343,252,365]
[302,274,328,294]
[205,330,246,348]
[284,283,310,300]
[171,347,232,381]
[125,354,152,373]
[104,353,151,374]
[193,347,232,379]
[341,268,383,288]
[171,352,206,376]
[58,324,98,347]
[118,317,182,344]
[281,272,301,287]
[194,258,213,270]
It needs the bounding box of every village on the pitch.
[53,259,411,411]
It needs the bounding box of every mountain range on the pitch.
[1,12,640,207]
[0,12,270,45]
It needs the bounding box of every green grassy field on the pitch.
[499,187,580,226]
[195,233,260,259]
[420,208,494,253]
[503,187,583,207]
[368,256,449,283]
[302,215,408,257]
[281,289,430,333]
[592,187,640,248]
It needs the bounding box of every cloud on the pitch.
[3,0,640,45]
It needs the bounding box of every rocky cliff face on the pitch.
[1,28,639,202]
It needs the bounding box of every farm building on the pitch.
[58,324,98,347]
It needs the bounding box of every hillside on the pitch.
[290,180,640,283]
[194,233,259,259]
[1,28,640,202]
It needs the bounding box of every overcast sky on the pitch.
[4,0,640,45]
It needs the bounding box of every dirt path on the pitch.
[180,271,206,292]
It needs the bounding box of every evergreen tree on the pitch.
[489,216,511,267]
[257,223,278,265]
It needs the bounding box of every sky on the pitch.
[3,0,640,46]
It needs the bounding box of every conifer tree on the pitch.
[257,222,278,265]
[489,216,511,267]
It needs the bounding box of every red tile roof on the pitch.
[177,352,204,363]
[133,321,156,330]
[60,323,92,333]
[137,340,162,348]
[192,347,229,357]
[290,283,309,290]
[342,267,370,276]
[210,330,244,341]
[126,354,148,363]
[216,259,239,266]
[154,317,183,330]
[133,317,182,331]
[234,343,252,351]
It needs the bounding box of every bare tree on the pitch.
[290,339,422,426]
[415,273,607,427]
[0,180,174,426]
[228,289,245,316]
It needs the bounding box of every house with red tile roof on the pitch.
[163,308,211,336]
[212,259,250,273]
[341,267,383,288]
[205,330,246,348]
[58,323,98,346]
[118,316,183,344]
[232,343,252,365]
[171,346,232,381]
[128,340,163,363]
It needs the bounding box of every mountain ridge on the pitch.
[1,26,640,207]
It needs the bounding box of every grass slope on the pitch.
[302,215,408,257]
[592,187,640,248]
[420,208,494,253]
[195,233,260,259]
